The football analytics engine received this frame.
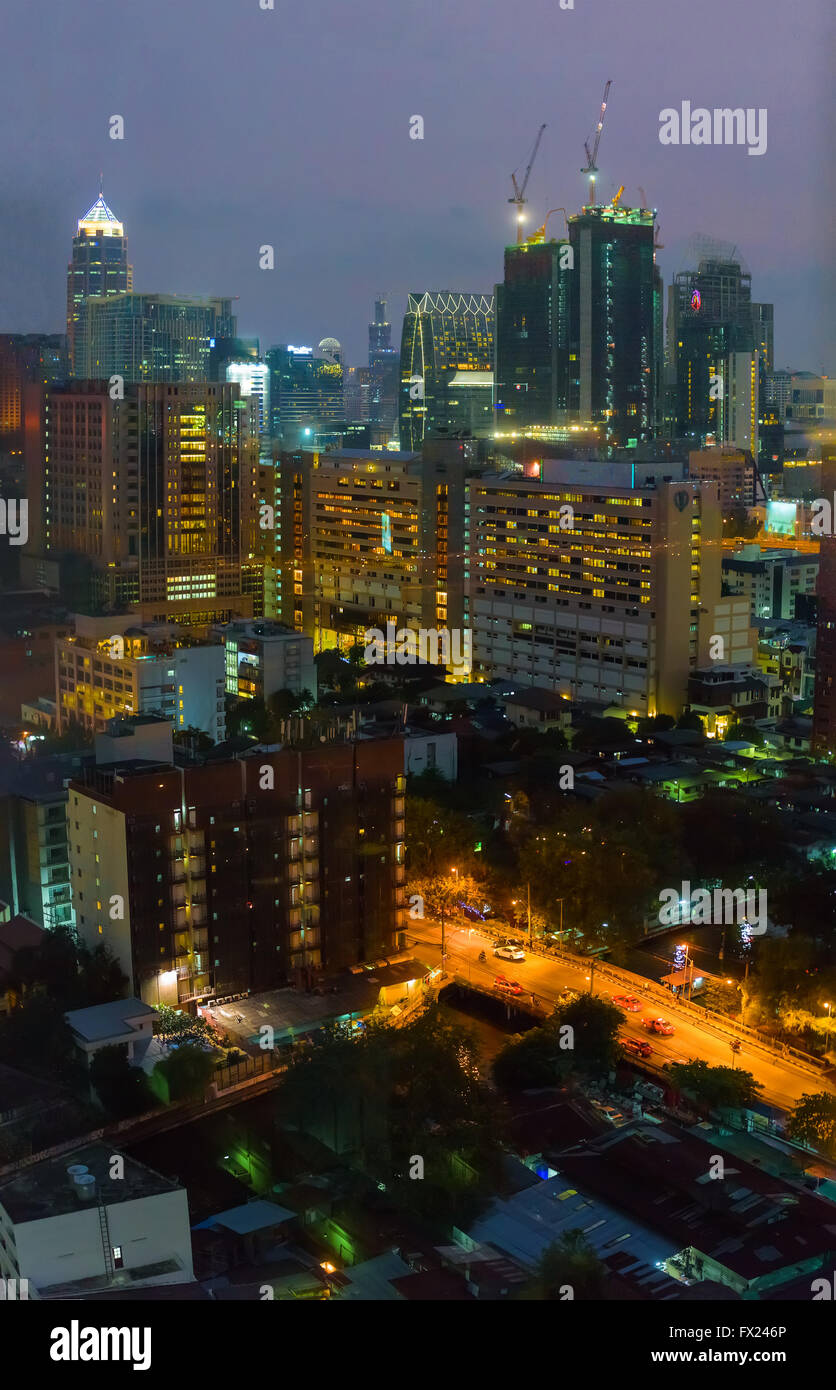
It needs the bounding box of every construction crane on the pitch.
[581,80,612,206]
[611,184,625,208]
[529,207,568,243]
[509,123,546,243]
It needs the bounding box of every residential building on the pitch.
[494,234,573,430]
[723,545,819,620]
[0,755,85,932]
[688,446,757,509]
[0,335,67,455]
[56,618,226,740]
[68,740,407,1005]
[0,1143,193,1298]
[398,292,495,449]
[467,458,722,716]
[222,621,317,703]
[66,192,132,375]
[24,380,261,622]
[65,998,157,1067]
[687,665,775,737]
[812,456,836,755]
[75,292,236,383]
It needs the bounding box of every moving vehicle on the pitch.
[643,1016,675,1036]
[611,993,642,1012]
[557,986,580,1003]
[494,944,526,962]
[620,1035,653,1059]
[494,975,524,995]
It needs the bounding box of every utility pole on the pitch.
[440,900,446,978]
[527,882,532,948]
[588,957,596,995]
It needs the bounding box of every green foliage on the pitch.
[786,1091,836,1157]
[493,994,622,1090]
[4,926,128,1011]
[0,992,84,1088]
[150,1042,216,1104]
[89,1044,153,1118]
[153,1004,215,1046]
[526,1230,608,1300]
[667,1059,761,1110]
[406,795,481,876]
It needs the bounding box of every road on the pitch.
[407,921,834,1114]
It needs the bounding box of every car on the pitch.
[494,975,524,995]
[643,1016,675,1036]
[557,986,580,1003]
[620,1035,653,1059]
[494,945,526,962]
[612,993,642,1012]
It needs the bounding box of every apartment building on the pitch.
[467,459,722,717]
[68,740,407,1006]
[56,617,225,740]
[222,620,317,703]
[723,544,819,620]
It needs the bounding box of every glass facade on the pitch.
[398,292,494,449]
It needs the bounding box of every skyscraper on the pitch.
[568,204,659,450]
[66,192,132,375]
[667,253,757,446]
[398,292,494,449]
[368,297,399,430]
[494,236,573,428]
[75,293,236,383]
[813,455,836,757]
[24,380,260,622]
[265,343,344,445]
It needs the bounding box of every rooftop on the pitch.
[64,997,156,1043]
[0,1143,182,1225]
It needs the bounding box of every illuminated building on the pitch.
[688,446,757,508]
[567,204,661,449]
[75,292,236,384]
[0,335,67,455]
[24,380,260,623]
[813,456,836,756]
[667,254,757,445]
[265,343,344,444]
[277,440,477,666]
[467,459,723,715]
[66,191,132,375]
[398,292,494,449]
[495,236,572,428]
[368,297,399,430]
[223,620,316,702]
[55,619,226,739]
[722,544,818,621]
[225,359,270,436]
[67,740,407,1003]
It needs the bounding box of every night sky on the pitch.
[2,0,832,372]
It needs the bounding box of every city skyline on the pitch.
[1,0,832,373]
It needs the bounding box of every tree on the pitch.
[527,1230,607,1300]
[492,1027,562,1091]
[0,992,84,1088]
[676,710,705,732]
[787,1092,836,1157]
[406,796,480,876]
[150,1042,215,1104]
[667,1059,761,1111]
[153,1004,214,1046]
[90,1044,153,1118]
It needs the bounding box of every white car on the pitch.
[494,945,525,962]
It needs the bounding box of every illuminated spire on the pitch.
[77,190,124,237]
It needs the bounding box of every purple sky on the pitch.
[2,0,833,372]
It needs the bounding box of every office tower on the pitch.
[467,459,723,715]
[668,253,756,444]
[368,297,399,430]
[0,335,67,455]
[24,380,260,622]
[223,620,317,702]
[75,293,236,383]
[225,359,270,436]
[765,369,793,414]
[813,456,836,756]
[276,440,477,660]
[207,335,260,380]
[786,373,836,421]
[55,618,226,738]
[398,292,494,449]
[66,191,132,375]
[494,236,572,429]
[344,365,371,422]
[265,343,345,445]
[751,302,774,376]
[68,740,407,1003]
[568,204,659,450]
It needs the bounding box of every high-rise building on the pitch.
[223,620,317,703]
[68,740,407,1004]
[24,380,260,622]
[0,335,67,455]
[75,293,236,383]
[398,292,494,449]
[265,343,345,445]
[494,236,573,429]
[467,458,723,715]
[344,365,371,422]
[225,359,270,436]
[66,191,132,375]
[368,298,399,430]
[751,302,774,376]
[276,440,478,662]
[668,254,756,445]
[568,204,660,449]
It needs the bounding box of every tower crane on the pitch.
[581,80,612,206]
[509,123,546,243]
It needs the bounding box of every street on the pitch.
[407,921,834,1114]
